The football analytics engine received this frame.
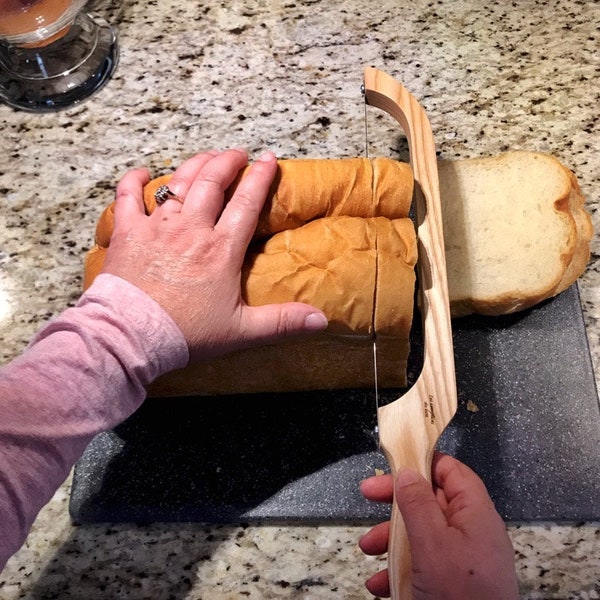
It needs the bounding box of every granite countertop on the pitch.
[1,0,599,598]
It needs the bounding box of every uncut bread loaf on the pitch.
[437,151,592,316]
[147,216,417,396]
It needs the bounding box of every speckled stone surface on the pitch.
[1,0,599,598]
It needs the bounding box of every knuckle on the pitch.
[166,174,190,195]
[275,309,298,336]
[232,187,260,211]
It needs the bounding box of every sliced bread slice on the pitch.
[438,151,592,316]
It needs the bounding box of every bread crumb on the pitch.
[375,468,385,476]
[466,399,480,413]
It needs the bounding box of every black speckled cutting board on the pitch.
[70,284,600,524]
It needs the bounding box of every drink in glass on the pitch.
[0,0,119,111]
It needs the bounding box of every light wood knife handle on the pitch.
[378,379,436,600]
[364,67,457,600]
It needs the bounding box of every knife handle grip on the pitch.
[378,387,436,600]
[388,499,414,600]
[386,452,434,600]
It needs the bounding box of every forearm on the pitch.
[0,274,188,569]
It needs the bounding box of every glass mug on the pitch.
[0,0,119,112]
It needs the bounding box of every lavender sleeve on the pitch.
[0,274,189,570]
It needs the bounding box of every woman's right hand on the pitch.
[359,452,519,599]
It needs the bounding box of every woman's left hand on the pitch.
[102,148,328,362]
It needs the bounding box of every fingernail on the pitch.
[256,151,276,163]
[396,469,422,487]
[304,312,328,331]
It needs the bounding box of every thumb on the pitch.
[243,302,328,342]
[394,469,447,550]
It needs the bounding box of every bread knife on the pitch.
[363,67,458,600]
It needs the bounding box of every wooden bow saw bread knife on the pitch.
[363,67,458,599]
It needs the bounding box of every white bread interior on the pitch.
[438,151,592,316]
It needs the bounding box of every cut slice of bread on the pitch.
[438,151,593,316]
